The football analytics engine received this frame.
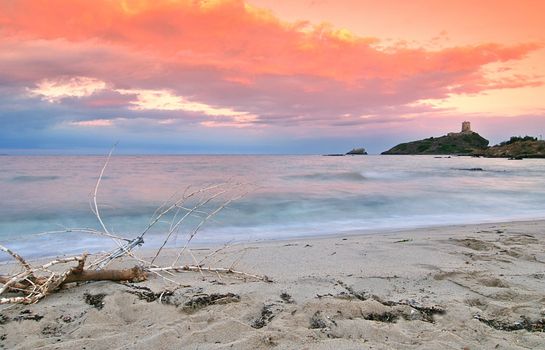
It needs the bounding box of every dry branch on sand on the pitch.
[0,148,269,304]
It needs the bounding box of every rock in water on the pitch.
[346,148,367,155]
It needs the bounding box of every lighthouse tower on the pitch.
[461,121,471,133]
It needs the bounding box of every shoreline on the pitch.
[5,217,545,265]
[238,217,545,247]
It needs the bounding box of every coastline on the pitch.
[1,219,545,349]
[238,217,545,248]
[7,217,545,265]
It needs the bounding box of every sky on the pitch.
[1,0,544,154]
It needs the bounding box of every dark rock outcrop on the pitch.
[323,147,368,156]
[346,148,367,155]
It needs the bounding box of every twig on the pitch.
[150,265,270,282]
[198,241,233,266]
[0,244,32,271]
[91,143,117,237]
[150,188,230,264]
[172,190,248,267]
[36,228,131,242]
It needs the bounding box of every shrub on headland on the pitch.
[498,136,538,146]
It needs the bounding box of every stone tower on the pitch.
[461,121,471,133]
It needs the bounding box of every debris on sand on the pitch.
[84,293,106,310]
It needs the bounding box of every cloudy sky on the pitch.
[1,0,544,154]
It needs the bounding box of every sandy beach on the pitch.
[1,220,544,349]
[3,0,545,349]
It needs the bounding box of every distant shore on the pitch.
[1,219,545,349]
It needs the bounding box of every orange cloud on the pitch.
[0,0,539,87]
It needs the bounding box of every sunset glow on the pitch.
[1,0,544,153]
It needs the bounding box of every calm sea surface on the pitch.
[1,155,544,258]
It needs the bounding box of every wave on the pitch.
[361,171,412,180]
[451,168,509,173]
[10,175,61,182]
[2,155,545,258]
[285,171,367,182]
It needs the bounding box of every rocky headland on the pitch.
[382,122,544,159]
[476,136,545,159]
[382,124,489,155]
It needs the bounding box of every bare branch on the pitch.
[172,189,249,267]
[91,143,117,237]
[150,188,230,265]
[150,265,270,282]
[0,244,32,272]
[198,241,233,266]
[37,228,131,242]
[0,147,264,305]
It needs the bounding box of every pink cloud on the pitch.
[1,0,539,85]
[0,0,542,132]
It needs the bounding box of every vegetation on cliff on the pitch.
[381,132,489,155]
[478,137,545,158]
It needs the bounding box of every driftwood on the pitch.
[0,251,147,304]
[0,146,269,304]
[0,267,147,290]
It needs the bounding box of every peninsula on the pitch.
[382,121,489,155]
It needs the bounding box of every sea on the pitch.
[1,155,544,259]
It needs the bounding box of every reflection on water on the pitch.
[1,155,544,257]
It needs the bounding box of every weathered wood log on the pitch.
[64,266,147,283]
[0,266,147,292]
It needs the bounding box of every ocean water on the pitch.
[1,155,545,259]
